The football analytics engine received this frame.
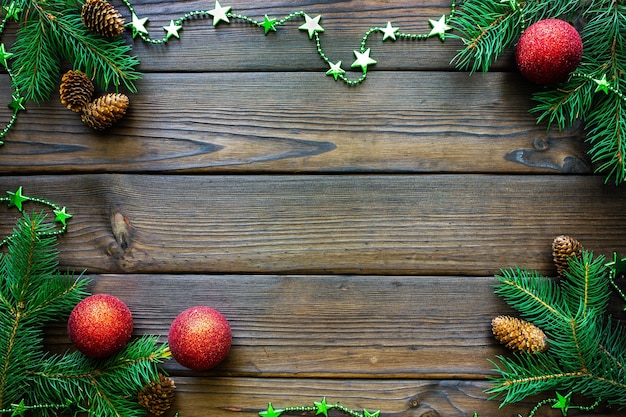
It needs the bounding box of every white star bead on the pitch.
[208,0,231,26]
[299,13,324,39]
[351,48,376,73]
[381,22,399,41]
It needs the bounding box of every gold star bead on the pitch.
[351,48,376,73]
[380,21,399,41]
[299,13,324,39]
[163,20,182,40]
[428,15,451,41]
[208,0,231,26]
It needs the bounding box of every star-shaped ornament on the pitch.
[208,0,231,26]
[130,13,149,38]
[299,13,324,39]
[8,93,26,112]
[3,1,22,21]
[326,61,345,81]
[0,43,13,68]
[261,15,277,35]
[11,399,27,417]
[7,186,29,212]
[314,397,331,417]
[428,15,451,41]
[351,48,376,73]
[258,403,283,417]
[552,392,572,417]
[163,20,182,40]
[594,74,611,94]
[54,207,73,226]
[363,410,381,417]
[381,21,399,41]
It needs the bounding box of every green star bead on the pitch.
[380,21,399,41]
[364,410,380,417]
[428,15,452,41]
[54,207,72,226]
[351,48,376,74]
[259,403,283,417]
[594,74,611,94]
[7,186,29,212]
[163,20,183,40]
[326,61,345,81]
[3,1,22,21]
[261,15,277,35]
[314,397,331,417]
[299,13,324,39]
[130,13,149,38]
[1,43,13,68]
[552,392,572,417]
[8,93,26,112]
[11,399,27,417]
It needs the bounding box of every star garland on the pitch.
[0,186,72,247]
[259,397,380,417]
[0,0,457,144]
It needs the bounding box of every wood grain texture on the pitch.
[2,174,624,275]
[0,71,589,174]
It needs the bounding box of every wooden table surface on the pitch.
[2,1,626,416]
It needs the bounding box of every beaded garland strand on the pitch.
[0,0,456,144]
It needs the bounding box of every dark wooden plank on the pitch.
[160,377,586,417]
[0,72,588,174]
[2,174,624,275]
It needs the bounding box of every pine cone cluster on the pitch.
[81,93,130,130]
[492,315,548,354]
[138,373,176,416]
[552,235,582,276]
[59,70,94,112]
[81,0,125,38]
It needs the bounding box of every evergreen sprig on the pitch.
[449,0,626,184]
[0,212,170,417]
[488,249,626,408]
[4,0,141,103]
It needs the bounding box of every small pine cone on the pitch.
[552,235,582,275]
[492,315,548,354]
[138,373,176,416]
[81,93,129,130]
[81,0,125,38]
[59,70,94,112]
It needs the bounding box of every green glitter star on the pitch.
[552,392,572,417]
[54,207,73,226]
[3,1,22,21]
[163,20,183,40]
[326,61,345,81]
[1,43,13,68]
[7,186,29,211]
[594,74,611,94]
[130,13,149,38]
[428,15,451,41]
[261,15,277,35]
[314,397,331,417]
[8,93,25,112]
[259,403,283,417]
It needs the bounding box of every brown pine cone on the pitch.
[81,0,125,38]
[59,70,94,112]
[492,315,548,354]
[552,235,582,276]
[138,373,176,416]
[81,93,129,130]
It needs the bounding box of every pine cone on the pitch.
[552,235,582,275]
[492,315,548,354]
[81,93,129,130]
[81,0,125,38]
[138,373,176,416]
[59,70,94,112]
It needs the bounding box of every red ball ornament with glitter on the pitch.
[515,19,583,85]
[168,306,232,370]
[67,294,133,359]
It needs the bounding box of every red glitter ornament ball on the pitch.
[68,294,133,359]
[515,19,583,85]
[168,306,232,370]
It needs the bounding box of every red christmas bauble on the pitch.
[515,19,583,85]
[168,306,232,370]
[68,294,133,359]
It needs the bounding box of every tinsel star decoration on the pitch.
[0,0,455,144]
[259,398,380,417]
